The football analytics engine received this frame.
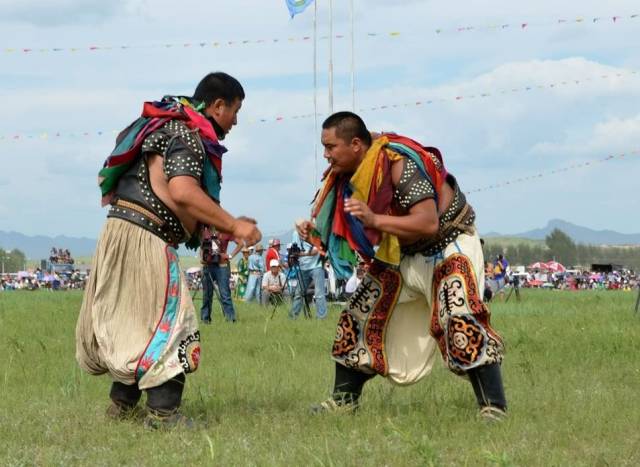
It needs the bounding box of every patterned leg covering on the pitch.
[431,254,504,374]
[107,381,143,420]
[468,363,507,420]
[331,263,403,376]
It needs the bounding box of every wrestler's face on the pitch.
[206,97,243,137]
[321,127,365,174]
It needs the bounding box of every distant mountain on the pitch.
[0,228,299,261]
[4,219,637,260]
[0,231,97,260]
[484,219,640,245]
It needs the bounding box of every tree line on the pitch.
[2,229,639,273]
[483,229,640,271]
[0,248,27,273]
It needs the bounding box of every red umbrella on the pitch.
[546,261,566,273]
[528,261,548,270]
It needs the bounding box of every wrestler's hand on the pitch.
[295,218,315,242]
[344,198,376,228]
[232,218,262,247]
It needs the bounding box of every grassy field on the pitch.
[0,289,639,466]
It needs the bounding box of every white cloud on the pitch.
[530,113,640,157]
[0,0,129,27]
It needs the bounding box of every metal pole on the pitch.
[350,0,355,110]
[328,0,334,113]
[313,0,319,190]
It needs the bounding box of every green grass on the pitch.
[0,289,639,466]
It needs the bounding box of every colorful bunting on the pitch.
[3,13,637,55]
[466,151,639,194]
[1,69,638,142]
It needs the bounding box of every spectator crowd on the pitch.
[1,267,88,291]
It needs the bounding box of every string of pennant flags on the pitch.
[2,13,638,55]
[465,150,640,194]
[2,69,638,142]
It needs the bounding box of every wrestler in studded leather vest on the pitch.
[392,157,476,257]
[107,120,206,245]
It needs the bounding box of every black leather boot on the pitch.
[107,381,143,420]
[468,363,507,421]
[144,373,194,429]
[311,363,376,414]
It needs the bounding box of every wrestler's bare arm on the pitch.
[147,154,261,245]
[168,176,261,245]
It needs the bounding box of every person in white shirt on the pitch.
[344,265,366,298]
[261,259,286,306]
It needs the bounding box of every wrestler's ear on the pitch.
[351,136,364,153]
[208,98,227,117]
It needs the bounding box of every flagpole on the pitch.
[350,0,355,111]
[328,0,334,113]
[313,0,318,190]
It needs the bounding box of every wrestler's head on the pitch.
[194,72,245,140]
[321,111,372,174]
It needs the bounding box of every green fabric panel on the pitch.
[99,165,129,196]
[114,118,149,153]
[316,187,335,244]
[203,157,221,202]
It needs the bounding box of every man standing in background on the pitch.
[244,244,265,303]
[289,229,328,319]
[200,228,241,323]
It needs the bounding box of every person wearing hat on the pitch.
[244,244,265,303]
[261,259,286,306]
[265,238,282,270]
[235,246,251,299]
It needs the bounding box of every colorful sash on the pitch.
[312,134,448,278]
[98,96,226,209]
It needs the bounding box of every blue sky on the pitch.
[1,0,639,240]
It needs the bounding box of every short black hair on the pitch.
[193,72,245,106]
[322,111,372,146]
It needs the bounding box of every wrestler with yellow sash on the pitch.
[299,112,507,421]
